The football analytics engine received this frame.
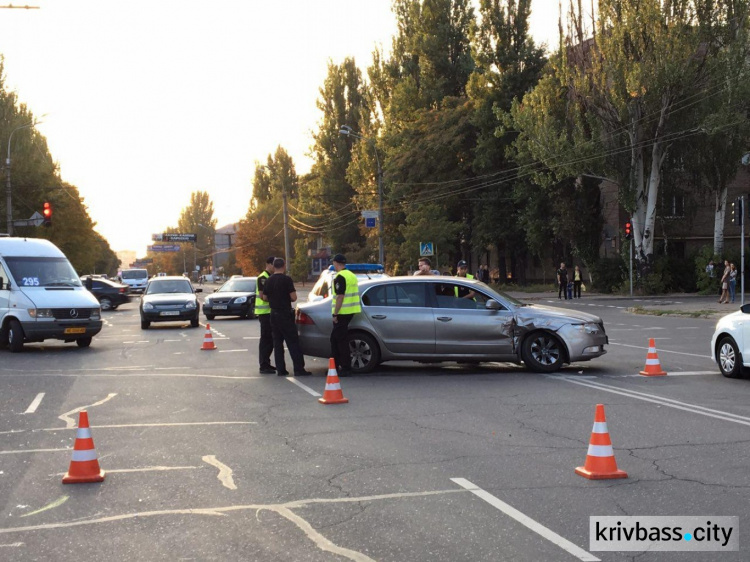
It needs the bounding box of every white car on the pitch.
[711,307,750,378]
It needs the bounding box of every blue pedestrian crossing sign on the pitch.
[420,242,434,256]
[365,217,376,228]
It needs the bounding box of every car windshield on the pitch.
[146,279,193,294]
[122,269,148,279]
[219,279,256,293]
[4,257,82,287]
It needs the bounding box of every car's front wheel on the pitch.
[140,318,150,330]
[190,318,200,328]
[348,332,380,374]
[8,318,24,352]
[205,314,215,320]
[521,331,565,373]
[76,337,92,348]
[717,336,743,378]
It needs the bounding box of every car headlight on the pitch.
[185,300,197,310]
[234,296,247,304]
[142,302,154,310]
[28,308,54,318]
[91,309,101,320]
[580,323,600,334]
[204,297,212,305]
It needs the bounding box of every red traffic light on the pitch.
[42,202,52,226]
[624,221,633,240]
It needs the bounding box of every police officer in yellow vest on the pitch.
[331,254,362,376]
[256,256,276,374]
[455,260,476,299]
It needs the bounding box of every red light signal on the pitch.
[42,202,52,227]
[624,221,633,240]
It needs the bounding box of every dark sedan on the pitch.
[203,276,257,320]
[83,277,131,311]
[140,276,202,329]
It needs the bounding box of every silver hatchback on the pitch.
[295,276,607,373]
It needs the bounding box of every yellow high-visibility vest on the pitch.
[455,273,474,297]
[254,270,271,315]
[332,269,362,315]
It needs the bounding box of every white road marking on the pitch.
[55,465,199,476]
[675,327,700,330]
[0,543,24,548]
[0,448,71,455]
[202,455,238,490]
[23,393,45,414]
[0,373,263,380]
[557,377,750,427]
[287,378,322,397]
[451,478,599,562]
[43,421,257,431]
[59,393,117,429]
[242,336,260,340]
[218,349,248,353]
[608,341,712,360]
[623,371,716,377]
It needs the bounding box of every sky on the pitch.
[0,0,560,258]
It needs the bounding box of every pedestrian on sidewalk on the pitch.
[557,262,569,300]
[729,262,737,303]
[573,265,583,299]
[719,260,731,304]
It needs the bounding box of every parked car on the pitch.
[296,276,608,374]
[203,276,257,320]
[139,276,202,329]
[711,305,750,378]
[83,276,131,310]
[307,263,388,302]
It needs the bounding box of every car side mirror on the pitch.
[0,276,4,290]
[213,288,218,293]
[486,299,501,310]
[195,288,203,293]
[741,304,750,314]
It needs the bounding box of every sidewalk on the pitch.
[504,289,747,318]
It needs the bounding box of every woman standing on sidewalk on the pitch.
[729,263,738,303]
[719,260,731,304]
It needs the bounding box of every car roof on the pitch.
[326,263,384,273]
[148,276,191,282]
[0,237,66,258]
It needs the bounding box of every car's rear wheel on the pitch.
[8,318,24,352]
[521,331,565,373]
[76,337,92,348]
[99,297,113,311]
[140,318,150,330]
[718,336,743,378]
[348,332,380,374]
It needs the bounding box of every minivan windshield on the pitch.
[121,269,148,279]
[4,257,82,288]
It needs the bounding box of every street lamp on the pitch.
[338,125,384,266]
[5,118,40,235]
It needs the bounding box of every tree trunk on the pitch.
[714,186,727,256]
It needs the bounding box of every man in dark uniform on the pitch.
[330,254,362,376]
[255,256,276,374]
[259,258,311,377]
[557,262,568,300]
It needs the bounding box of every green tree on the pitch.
[177,191,217,272]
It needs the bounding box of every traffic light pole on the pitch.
[742,197,745,306]
[629,237,633,297]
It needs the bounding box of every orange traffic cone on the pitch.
[639,338,667,376]
[201,323,217,351]
[318,358,349,405]
[575,404,627,480]
[62,411,105,484]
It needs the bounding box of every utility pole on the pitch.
[282,182,290,266]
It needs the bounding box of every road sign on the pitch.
[153,233,197,242]
[12,211,44,228]
[148,244,181,252]
[361,210,378,219]
[420,242,434,256]
[365,217,376,228]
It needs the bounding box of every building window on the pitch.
[661,192,685,218]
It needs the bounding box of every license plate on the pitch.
[64,327,86,334]
[160,311,180,316]
[213,305,227,310]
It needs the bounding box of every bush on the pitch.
[590,257,627,293]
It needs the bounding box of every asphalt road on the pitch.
[1,292,748,561]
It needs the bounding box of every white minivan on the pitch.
[119,268,149,293]
[0,237,102,352]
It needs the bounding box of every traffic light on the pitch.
[624,220,633,240]
[42,202,52,227]
[731,198,743,226]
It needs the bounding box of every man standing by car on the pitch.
[255,256,275,374]
[331,254,361,376]
[259,258,311,377]
[454,260,476,299]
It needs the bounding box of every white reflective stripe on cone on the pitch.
[591,422,608,433]
[325,382,342,391]
[71,449,98,462]
[645,358,661,365]
[76,428,92,439]
[586,444,614,457]
[327,370,338,375]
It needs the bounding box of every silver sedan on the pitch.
[295,276,607,374]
